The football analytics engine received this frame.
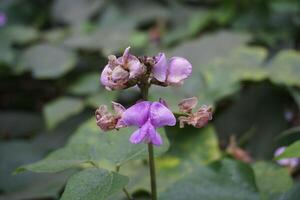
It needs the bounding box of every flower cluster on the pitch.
[100,47,192,90]
[97,47,212,146]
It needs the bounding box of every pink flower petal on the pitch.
[122,101,150,126]
[100,64,112,86]
[167,57,192,85]
[153,53,168,82]
[150,102,176,128]
[129,128,145,144]
[122,46,131,63]
[150,131,163,146]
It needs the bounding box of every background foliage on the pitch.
[1,0,300,199]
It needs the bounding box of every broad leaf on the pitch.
[19,44,77,79]
[276,140,300,160]
[267,50,300,87]
[160,159,260,200]
[52,0,103,24]
[43,97,84,129]
[68,72,101,95]
[18,118,170,173]
[252,162,293,200]
[61,168,128,200]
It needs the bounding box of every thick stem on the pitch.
[148,143,157,200]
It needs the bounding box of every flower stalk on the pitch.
[139,74,157,200]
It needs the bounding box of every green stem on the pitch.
[115,165,132,200]
[148,143,157,200]
[139,76,157,200]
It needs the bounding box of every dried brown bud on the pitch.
[95,102,126,131]
[178,97,198,113]
[226,136,252,163]
[178,105,213,128]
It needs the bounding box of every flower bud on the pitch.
[100,47,145,90]
[95,102,126,131]
[178,97,198,113]
[153,53,192,86]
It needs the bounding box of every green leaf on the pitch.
[289,87,300,108]
[252,162,293,200]
[0,140,73,200]
[18,118,170,173]
[169,31,250,70]
[0,25,39,45]
[19,44,77,79]
[4,25,39,44]
[85,91,119,108]
[160,159,260,200]
[268,50,300,87]
[0,111,43,138]
[61,168,128,200]
[52,0,104,24]
[278,182,300,200]
[276,140,300,160]
[68,73,101,95]
[166,125,221,164]
[43,97,84,129]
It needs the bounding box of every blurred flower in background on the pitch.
[274,147,300,168]
[0,12,6,26]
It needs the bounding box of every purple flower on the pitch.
[153,53,192,86]
[274,147,300,168]
[0,12,7,27]
[121,101,176,146]
[101,47,145,90]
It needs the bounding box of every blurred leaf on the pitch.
[288,87,300,108]
[0,171,72,200]
[0,25,39,45]
[267,50,300,87]
[252,162,293,200]
[4,25,39,44]
[151,31,250,110]
[160,159,260,200]
[64,26,135,55]
[61,168,128,200]
[166,125,221,164]
[276,126,300,147]
[278,182,300,200]
[18,118,170,173]
[0,111,43,138]
[203,46,268,100]
[68,72,100,95]
[0,39,15,65]
[85,91,119,108]
[215,83,289,159]
[169,31,250,70]
[276,140,300,160]
[43,97,84,129]
[0,140,74,200]
[52,0,103,24]
[19,44,77,78]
